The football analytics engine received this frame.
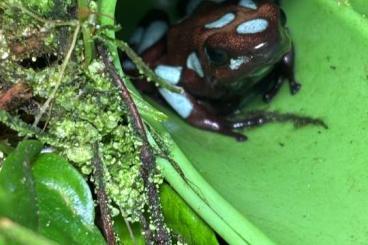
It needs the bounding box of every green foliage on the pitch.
[0,141,43,230]
[33,153,106,244]
[0,141,106,244]
[0,219,58,245]
[112,184,220,245]
[0,141,13,156]
[0,1,158,222]
[0,0,221,243]
[161,184,219,245]
[22,0,55,14]
[114,217,145,245]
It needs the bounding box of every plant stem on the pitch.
[97,44,171,245]
[97,36,182,94]
[120,209,137,245]
[77,0,95,66]
[92,142,117,245]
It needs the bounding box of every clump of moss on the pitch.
[0,0,164,223]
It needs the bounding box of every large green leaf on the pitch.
[113,184,219,245]
[116,0,368,244]
[159,1,368,244]
[0,140,43,229]
[0,141,105,245]
[0,218,57,245]
[32,153,105,245]
[160,184,218,245]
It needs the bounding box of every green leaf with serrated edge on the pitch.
[32,153,105,245]
[0,140,43,230]
[0,218,58,245]
[160,184,219,245]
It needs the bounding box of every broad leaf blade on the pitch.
[32,153,105,245]
[160,184,218,245]
[0,218,58,245]
[0,140,43,229]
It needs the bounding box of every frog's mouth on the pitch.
[248,65,274,78]
[246,28,291,75]
[212,71,269,97]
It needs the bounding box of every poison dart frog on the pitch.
[124,0,308,141]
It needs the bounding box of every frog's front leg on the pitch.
[158,83,248,141]
[282,46,302,95]
[263,46,301,102]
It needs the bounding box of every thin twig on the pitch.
[119,209,137,245]
[32,22,80,128]
[124,221,137,245]
[92,142,117,245]
[10,3,77,27]
[96,35,182,94]
[97,44,171,245]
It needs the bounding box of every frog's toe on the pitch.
[289,80,301,95]
[221,129,248,142]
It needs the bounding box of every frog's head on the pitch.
[192,0,292,92]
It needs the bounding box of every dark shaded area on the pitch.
[18,53,59,71]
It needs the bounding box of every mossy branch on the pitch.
[8,2,78,27]
[0,110,63,148]
[92,142,117,245]
[97,43,171,244]
[1,3,174,243]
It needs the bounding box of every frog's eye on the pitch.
[205,46,230,66]
[279,8,287,26]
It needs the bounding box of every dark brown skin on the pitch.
[126,0,311,141]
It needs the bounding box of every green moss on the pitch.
[23,0,55,14]
[0,1,161,222]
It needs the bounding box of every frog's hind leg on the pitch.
[229,110,327,130]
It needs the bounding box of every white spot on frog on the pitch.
[155,65,193,118]
[236,18,269,34]
[229,56,250,70]
[129,27,144,45]
[238,0,257,10]
[186,52,204,78]
[205,13,236,29]
[137,21,168,54]
[159,89,193,118]
[154,65,183,85]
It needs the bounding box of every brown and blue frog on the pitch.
[123,0,324,141]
